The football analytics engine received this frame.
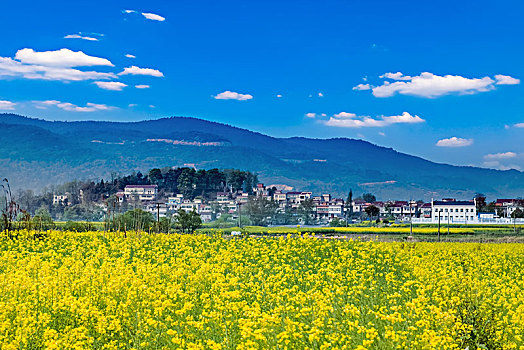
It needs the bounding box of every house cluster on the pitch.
[53,194,71,206]
[106,183,524,224]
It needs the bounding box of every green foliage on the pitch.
[362,193,376,203]
[112,209,155,232]
[63,205,104,222]
[174,209,202,233]
[6,113,524,200]
[63,221,96,232]
[244,197,278,226]
[511,208,524,219]
[365,205,380,219]
[329,218,348,227]
[32,206,54,230]
[297,198,316,225]
[205,214,251,228]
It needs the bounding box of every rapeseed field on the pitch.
[0,231,522,349]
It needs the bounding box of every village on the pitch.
[53,182,524,225]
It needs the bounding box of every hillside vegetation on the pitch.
[2,113,524,199]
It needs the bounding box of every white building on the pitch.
[316,204,344,220]
[146,203,169,218]
[432,199,477,223]
[53,194,70,206]
[286,191,312,208]
[168,194,184,204]
[124,185,158,201]
[495,199,524,217]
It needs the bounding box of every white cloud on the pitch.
[484,152,517,160]
[125,54,136,58]
[149,105,155,108]
[515,123,524,128]
[119,66,164,77]
[333,112,356,118]
[135,84,150,89]
[213,90,253,101]
[142,12,165,21]
[379,132,386,136]
[436,137,473,147]
[494,74,520,85]
[0,56,116,81]
[372,72,496,98]
[124,9,166,21]
[94,81,127,91]
[318,92,324,97]
[0,100,16,110]
[15,48,113,67]
[305,113,316,118]
[352,83,371,91]
[0,48,115,82]
[357,72,519,98]
[482,160,522,171]
[64,34,98,41]
[35,100,115,112]
[276,94,282,98]
[128,103,137,107]
[324,111,424,128]
[379,72,412,80]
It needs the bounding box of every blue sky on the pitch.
[1,0,523,170]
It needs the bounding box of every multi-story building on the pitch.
[53,194,70,206]
[495,199,524,217]
[432,199,477,223]
[124,185,158,202]
[286,191,312,208]
[216,192,230,204]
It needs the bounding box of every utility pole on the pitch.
[447,212,450,235]
[438,212,441,241]
[112,199,116,231]
[409,200,413,236]
[238,203,242,228]
[156,202,161,233]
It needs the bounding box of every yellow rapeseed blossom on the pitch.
[0,230,521,349]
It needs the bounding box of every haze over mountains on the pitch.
[1,113,523,200]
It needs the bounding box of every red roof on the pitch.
[496,199,517,203]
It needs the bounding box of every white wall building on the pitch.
[53,194,70,206]
[124,185,158,201]
[432,199,477,223]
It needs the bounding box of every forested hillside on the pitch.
[2,113,524,200]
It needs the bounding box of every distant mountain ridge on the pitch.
[1,113,523,200]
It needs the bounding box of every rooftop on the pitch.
[433,200,474,206]
[125,185,158,189]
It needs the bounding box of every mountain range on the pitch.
[1,113,523,200]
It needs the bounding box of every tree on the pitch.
[148,168,163,185]
[511,208,524,219]
[329,218,347,227]
[177,168,197,199]
[298,198,316,225]
[510,208,524,234]
[113,209,155,232]
[474,193,487,212]
[244,197,278,226]
[175,209,202,233]
[32,206,54,230]
[365,205,380,224]
[362,193,376,203]
[345,189,353,222]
